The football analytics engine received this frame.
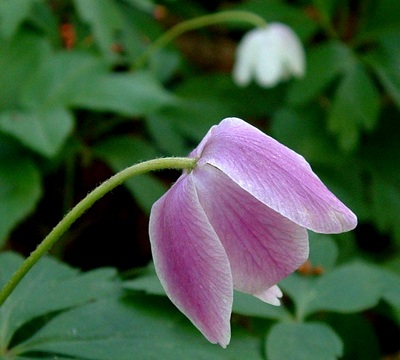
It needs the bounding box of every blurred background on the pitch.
[0,0,400,357]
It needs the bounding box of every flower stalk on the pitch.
[134,10,267,69]
[0,157,197,308]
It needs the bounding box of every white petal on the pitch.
[254,30,284,87]
[233,28,266,86]
[254,285,283,306]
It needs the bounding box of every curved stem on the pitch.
[134,10,267,69]
[0,157,196,307]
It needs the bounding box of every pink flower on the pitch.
[149,117,357,347]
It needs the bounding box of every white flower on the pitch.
[233,23,306,88]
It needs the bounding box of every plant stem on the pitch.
[0,157,196,307]
[134,10,267,68]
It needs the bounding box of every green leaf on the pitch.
[358,0,400,41]
[73,0,123,59]
[325,314,380,360]
[287,41,355,106]
[360,109,400,240]
[0,252,119,351]
[232,291,289,321]
[301,262,383,317]
[280,261,400,319]
[0,0,42,38]
[21,51,107,108]
[146,113,188,156]
[328,64,380,150]
[364,33,400,110]
[94,136,167,213]
[123,263,166,296]
[308,232,338,271]
[15,294,263,360]
[70,72,174,116]
[124,263,289,320]
[0,108,74,157]
[0,149,41,246]
[271,107,341,165]
[266,322,343,360]
[0,32,51,109]
[370,173,400,243]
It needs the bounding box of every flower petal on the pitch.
[254,285,283,306]
[232,29,263,86]
[254,30,283,87]
[193,118,357,233]
[270,23,306,77]
[193,164,308,297]
[149,173,233,347]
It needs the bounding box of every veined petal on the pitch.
[195,118,357,233]
[149,173,233,347]
[193,164,308,297]
[254,285,283,306]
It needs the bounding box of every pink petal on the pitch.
[254,285,283,306]
[149,173,233,347]
[192,118,357,233]
[192,164,308,297]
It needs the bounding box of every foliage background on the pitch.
[1,0,400,359]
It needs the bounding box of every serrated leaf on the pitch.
[328,64,380,150]
[94,136,167,213]
[0,153,41,246]
[0,108,74,157]
[266,322,343,360]
[0,252,119,351]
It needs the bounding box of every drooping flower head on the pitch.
[149,118,357,347]
[233,23,306,88]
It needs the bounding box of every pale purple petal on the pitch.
[192,164,308,296]
[254,285,283,306]
[193,118,357,233]
[149,173,233,347]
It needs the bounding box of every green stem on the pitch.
[134,10,267,69]
[0,157,196,308]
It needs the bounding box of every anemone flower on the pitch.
[149,117,357,347]
[233,23,306,88]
